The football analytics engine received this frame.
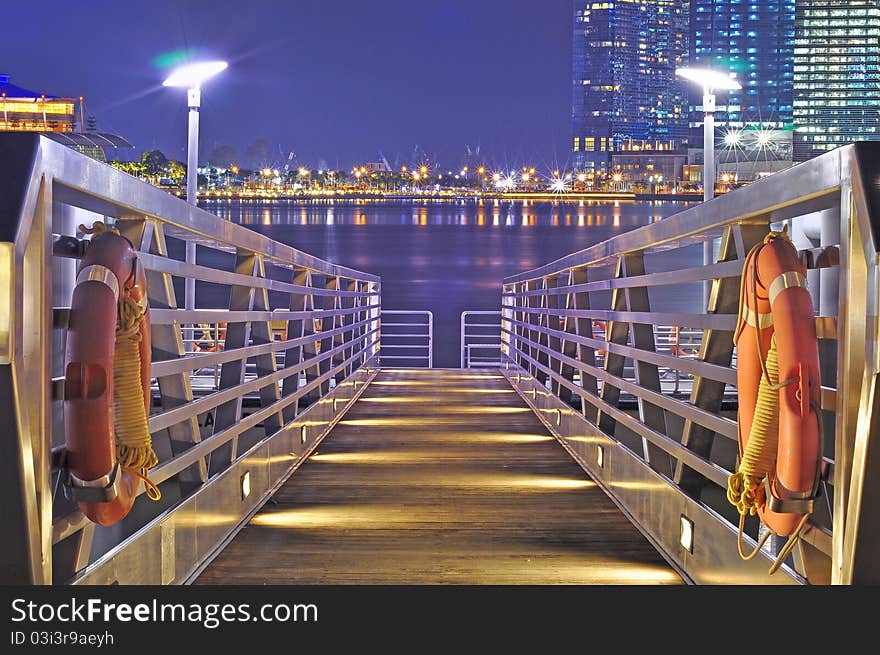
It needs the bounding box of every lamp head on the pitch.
[675,67,741,92]
[163,61,228,89]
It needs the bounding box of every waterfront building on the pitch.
[793,0,880,162]
[688,1,796,176]
[611,144,689,186]
[0,73,132,162]
[0,74,76,132]
[572,1,689,172]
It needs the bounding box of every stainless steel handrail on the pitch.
[0,135,381,584]
[460,311,502,368]
[500,143,880,585]
[379,310,433,368]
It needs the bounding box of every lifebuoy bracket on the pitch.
[62,461,122,504]
[764,478,819,515]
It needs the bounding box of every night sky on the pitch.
[1,1,572,170]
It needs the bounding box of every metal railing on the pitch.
[0,134,381,584]
[500,143,880,585]
[460,311,502,368]
[378,310,433,368]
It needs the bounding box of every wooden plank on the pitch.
[196,369,681,585]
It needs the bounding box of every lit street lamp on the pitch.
[675,67,741,203]
[676,67,741,302]
[163,60,227,341]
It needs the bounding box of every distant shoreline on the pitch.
[195,191,699,204]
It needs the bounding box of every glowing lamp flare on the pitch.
[675,67,742,91]
[162,61,228,88]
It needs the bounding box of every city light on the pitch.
[723,129,744,147]
[492,172,502,183]
[550,178,568,193]
[612,173,622,183]
[577,173,587,183]
[521,172,530,182]
[755,130,773,147]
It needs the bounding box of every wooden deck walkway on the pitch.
[196,369,682,585]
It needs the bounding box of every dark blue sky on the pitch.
[1,1,573,170]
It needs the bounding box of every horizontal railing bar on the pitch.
[508,347,732,488]
[137,253,377,297]
[503,318,736,386]
[150,305,372,325]
[152,318,371,378]
[513,305,737,331]
[149,347,377,487]
[508,332,738,440]
[148,328,378,432]
[505,260,746,296]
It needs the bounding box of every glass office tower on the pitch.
[689,0,796,165]
[572,1,688,171]
[793,0,880,162]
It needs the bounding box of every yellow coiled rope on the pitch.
[80,222,161,502]
[727,335,779,517]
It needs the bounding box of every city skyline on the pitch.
[0,0,573,170]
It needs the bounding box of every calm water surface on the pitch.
[208,198,693,366]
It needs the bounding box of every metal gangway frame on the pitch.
[0,134,381,584]
[500,142,880,584]
[378,309,433,368]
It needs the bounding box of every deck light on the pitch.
[240,471,251,500]
[680,514,695,553]
[597,445,605,469]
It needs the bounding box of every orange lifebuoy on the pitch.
[666,325,687,356]
[591,320,607,357]
[731,231,822,551]
[63,229,153,526]
[196,322,226,352]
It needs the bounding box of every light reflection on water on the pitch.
[210,198,692,367]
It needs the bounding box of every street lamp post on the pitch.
[676,67,742,304]
[163,60,227,348]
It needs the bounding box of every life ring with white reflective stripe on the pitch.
[63,224,160,526]
[728,230,822,573]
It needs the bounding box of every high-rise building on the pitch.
[689,1,796,171]
[793,1,880,162]
[572,1,689,172]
